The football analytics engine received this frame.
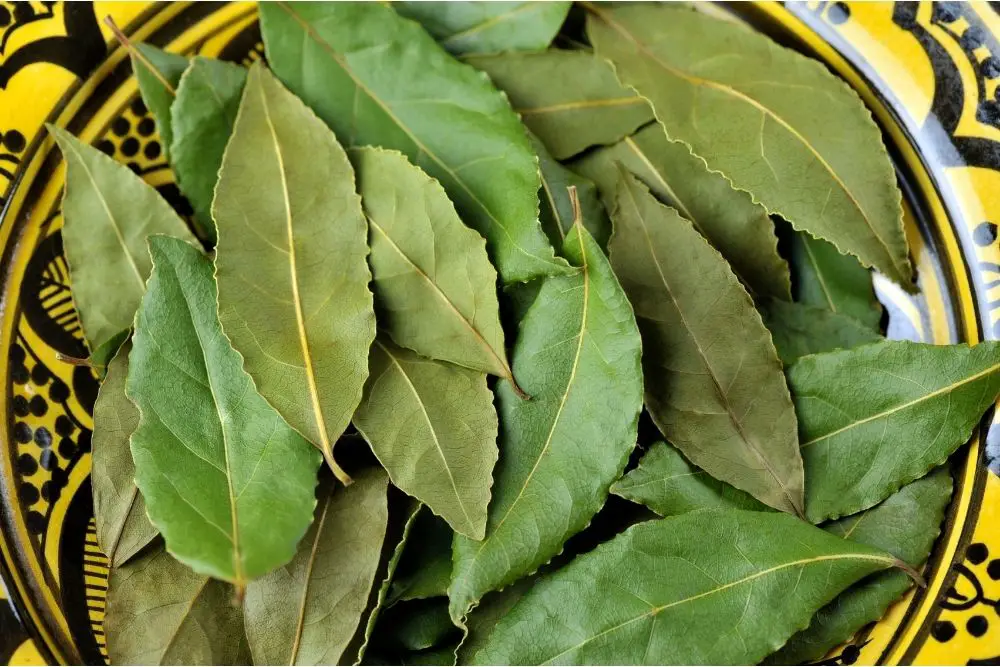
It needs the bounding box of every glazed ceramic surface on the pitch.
[0,2,996,665]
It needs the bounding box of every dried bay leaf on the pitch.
[48,125,198,351]
[587,4,913,287]
[92,341,157,567]
[128,236,321,588]
[761,299,883,365]
[106,543,251,665]
[572,123,790,300]
[260,1,566,284]
[768,468,952,665]
[353,338,497,540]
[244,470,389,666]
[609,170,804,515]
[533,134,610,249]
[790,339,1000,522]
[791,231,883,330]
[395,2,571,55]
[389,509,454,604]
[474,510,899,665]
[355,147,511,382]
[213,64,374,484]
[131,43,188,159]
[170,56,246,244]
[449,219,643,621]
[457,579,533,664]
[611,441,769,517]
[88,329,130,375]
[465,50,653,160]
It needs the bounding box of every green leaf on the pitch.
[128,236,321,589]
[465,50,653,160]
[790,231,883,330]
[381,598,459,653]
[475,509,899,665]
[47,125,198,351]
[105,542,251,665]
[355,146,511,381]
[587,4,913,287]
[611,441,769,517]
[457,579,533,664]
[389,509,454,604]
[93,341,157,567]
[88,328,130,375]
[768,468,952,665]
[260,1,566,284]
[532,133,610,249]
[790,339,1000,522]
[170,56,246,244]
[395,2,571,55]
[131,44,188,160]
[449,221,643,621]
[572,123,790,300]
[609,170,804,514]
[213,63,375,484]
[244,470,389,666]
[353,338,497,540]
[761,299,883,365]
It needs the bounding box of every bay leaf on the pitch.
[131,43,188,159]
[92,341,157,567]
[533,133,610,249]
[465,50,653,160]
[389,509,454,604]
[106,542,251,665]
[768,468,952,665]
[88,328,129,376]
[587,4,913,287]
[395,2,571,55]
[244,469,389,666]
[457,578,533,664]
[610,441,769,517]
[609,169,804,514]
[170,56,246,244]
[790,231,883,330]
[474,509,900,665]
[47,125,198,351]
[572,123,790,300]
[128,236,321,588]
[213,63,374,484]
[790,339,1000,522]
[449,219,643,621]
[379,598,458,653]
[761,299,883,365]
[260,1,566,284]
[353,338,497,540]
[355,146,511,381]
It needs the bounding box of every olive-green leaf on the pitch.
[213,64,374,484]
[611,441,769,517]
[465,50,653,160]
[475,509,899,665]
[88,328,130,377]
[768,468,952,665]
[260,1,566,284]
[790,231,883,330]
[449,221,643,621]
[389,509,454,605]
[244,470,389,666]
[170,56,246,244]
[128,236,321,588]
[355,147,511,381]
[395,2,571,55]
[106,542,251,665]
[572,123,790,300]
[354,338,497,540]
[790,339,1000,522]
[761,299,883,364]
[47,125,198,351]
[93,341,157,567]
[458,578,533,664]
[609,170,804,515]
[131,44,188,159]
[533,134,610,249]
[587,4,913,287]
[378,598,459,654]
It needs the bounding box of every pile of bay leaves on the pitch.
[57,2,998,665]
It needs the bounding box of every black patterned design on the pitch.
[0,3,104,89]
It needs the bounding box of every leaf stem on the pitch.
[56,352,95,368]
[894,559,926,587]
[103,16,177,96]
[327,454,354,487]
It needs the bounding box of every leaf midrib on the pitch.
[440,2,539,47]
[517,97,645,116]
[158,577,211,662]
[288,491,332,665]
